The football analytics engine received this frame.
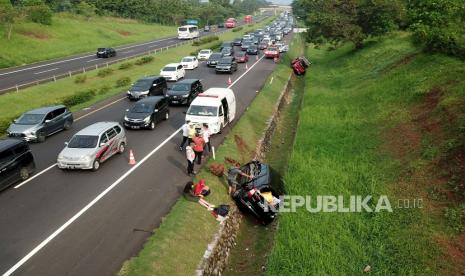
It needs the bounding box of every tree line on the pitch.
[293,0,465,59]
[1,0,268,40]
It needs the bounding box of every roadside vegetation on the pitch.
[118,34,303,276]
[0,17,274,136]
[267,32,465,274]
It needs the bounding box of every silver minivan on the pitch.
[57,122,126,171]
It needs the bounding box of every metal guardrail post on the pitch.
[16,85,19,92]
[53,76,56,82]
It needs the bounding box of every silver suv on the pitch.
[7,105,73,142]
[57,122,126,171]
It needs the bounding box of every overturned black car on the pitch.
[232,161,280,225]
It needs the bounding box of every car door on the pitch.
[105,128,119,157]
[0,149,16,190]
[193,57,198,68]
[52,107,67,132]
[42,111,56,135]
[149,79,157,96]
[153,102,161,122]
[97,132,109,162]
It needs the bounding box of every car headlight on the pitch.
[127,91,131,94]
[124,115,129,121]
[80,156,91,162]
[144,116,151,123]
[182,94,189,98]
[141,90,149,95]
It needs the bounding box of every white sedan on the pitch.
[160,63,185,81]
[275,43,289,53]
[197,49,212,60]
[180,56,199,70]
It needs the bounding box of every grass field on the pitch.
[266,32,465,274]
[118,34,303,276]
[0,13,176,68]
[0,17,274,136]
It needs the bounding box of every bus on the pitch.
[177,25,199,40]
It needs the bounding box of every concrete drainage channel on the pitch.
[195,73,294,276]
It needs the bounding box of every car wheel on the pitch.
[37,131,46,143]
[19,167,30,181]
[92,160,100,171]
[149,120,156,130]
[118,142,126,154]
[164,111,169,120]
[64,120,72,130]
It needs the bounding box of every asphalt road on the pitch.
[0,17,265,93]
[0,33,292,276]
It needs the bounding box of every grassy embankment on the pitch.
[0,17,274,135]
[267,32,465,274]
[118,34,304,276]
[0,13,175,68]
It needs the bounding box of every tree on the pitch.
[21,0,53,25]
[74,1,97,20]
[0,0,25,40]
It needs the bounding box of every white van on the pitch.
[178,25,199,40]
[185,88,236,134]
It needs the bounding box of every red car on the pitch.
[235,51,249,63]
[258,42,268,50]
[291,57,311,75]
[264,47,279,59]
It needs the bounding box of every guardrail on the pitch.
[0,29,231,95]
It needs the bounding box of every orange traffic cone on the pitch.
[227,77,232,85]
[129,149,136,165]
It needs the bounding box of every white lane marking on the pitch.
[14,164,57,189]
[4,47,267,275]
[2,127,182,276]
[148,44,158,48]
[121,50,134,54]
[86,59,100,63]
[74,97,127,122]
[33,68,59,75]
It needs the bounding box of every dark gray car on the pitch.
[7,105,73,142]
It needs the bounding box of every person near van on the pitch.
[202,123,211,154]
[192,133,205,165]
[179,120,191,151]
[227,163,253,196]
[188,123,196,144]
[186,142,196,175]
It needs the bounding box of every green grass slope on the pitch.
[267,32,465,274]
[0,13,175,68]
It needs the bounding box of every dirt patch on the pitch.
[117,30,132,36]
[382,52,419,73]
[436,234,465,274]
[234,135,254,162]
[383,121,421,164]
[18,30,50,40]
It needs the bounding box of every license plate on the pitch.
[172,101,179,104]
[131,126,140,129]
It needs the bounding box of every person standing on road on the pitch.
[202,123,211,155]
[227,163,253,196]
[188,123,196,144]
[192,133,205,165]
[179,120,191,151]
[186,142,196,175]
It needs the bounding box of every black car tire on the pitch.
[19,167,30,181]
[149,120,156,130]
[64,120,72,130]
[37,131,46,143]
[118,142,126,154]
[92,160,100,171]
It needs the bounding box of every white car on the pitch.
[197,49,212,60]
[275,43,289,53]
[180,56,199,70]
[160,63,185,81]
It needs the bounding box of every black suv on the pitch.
[96,48,116,58]
[233,38,242,46]
[123,96,169,130]
[127,76,168,100]
[221,46,234,57]
[220,41,234,50]
[206,53,224,67]
[7,105,74,142]
[215,57,238,74]
[246,45,259,55]
[0,139,35,191]
[166,79,203,105]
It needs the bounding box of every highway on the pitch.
[0,33,292,276]
[0,17,265,93]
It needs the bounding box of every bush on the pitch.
[0,116,16,136]
[232,26,243,32]
[118,62,133,70]
[115,77,131,88]
[135,56,154,65]
[74,75,87,84]
[192,36,219,46]
[98,85,111,95]
[26,4,53,25]
[97,68,114,78]
[61,89,96,107]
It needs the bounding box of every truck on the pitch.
[185,88,236,134]
[244,15,252,24]
[225,18,237,28]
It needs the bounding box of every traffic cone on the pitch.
[129,149,136,165]
[227,76,232,85]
